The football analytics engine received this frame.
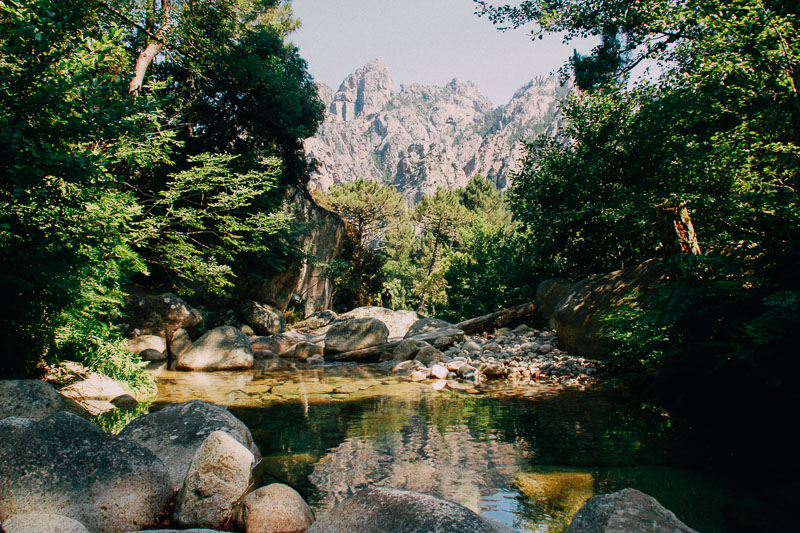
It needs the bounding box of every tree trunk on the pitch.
[129,0,171,96]
[455,303,543,335]
[654,202,701,257]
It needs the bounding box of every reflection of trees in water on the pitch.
[309,415,521,512]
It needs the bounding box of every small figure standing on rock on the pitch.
[381,287,393,309]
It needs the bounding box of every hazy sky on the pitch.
[290,0,594,106]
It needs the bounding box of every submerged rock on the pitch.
[0,413,171,533]
[306,487,512,533]
[118,400,261,491]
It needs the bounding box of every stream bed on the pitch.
[150,360,792,532]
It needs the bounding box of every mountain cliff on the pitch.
[304,59,571,204]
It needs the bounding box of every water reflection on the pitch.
[151,363,793,532]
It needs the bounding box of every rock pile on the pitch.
[390,324,605,391]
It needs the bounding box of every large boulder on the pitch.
[404,317,453,338]
[306,487,513,533]
[118,400,261,491]
[335,307,419,338]
[2,513,90,533]
[177,326,254,370]
[324,318,389,354]
[0,413,171,533]
[174,431,254,529]
[553,259,666,359]
[233,483,315,533]
[565,488,698,533]
[127,334,167,356]
[0,380,64,420]
[535,278,575,322]
[251,333,306,358]
[239,300,286,336]
[58,372,138,417]
[123,292,203,338]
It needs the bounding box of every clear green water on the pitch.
[151,362,793,532]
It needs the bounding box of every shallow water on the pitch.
[151,361,793,532]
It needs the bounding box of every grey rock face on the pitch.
[306,60,571,205]
[233,483,315,533]
[565,488,698,533]
[324,318,389,354]
[239,300,286,336]
[177,326,254,370]
[306,487,511,533]
[174,431,254,529]
[0,380,64,420]
[405,317,454,338]
[237,186,344,316]
[0,413,171,533]
[2,513,90,533]
[118,400,261,491]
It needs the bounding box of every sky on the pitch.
[289,0,596,107]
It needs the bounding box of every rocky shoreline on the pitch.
[1,386,698,533]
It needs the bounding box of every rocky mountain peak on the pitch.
[330,58,393,121]
[305,60,571,204]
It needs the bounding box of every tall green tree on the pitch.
[0,0,324,382]
[413,188,472,314]
[479,0,800,424]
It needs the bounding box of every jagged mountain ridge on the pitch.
[304,59,571,204]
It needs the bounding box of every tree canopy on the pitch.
[0,0,323,383]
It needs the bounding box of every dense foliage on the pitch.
[479,0,800,421]
[0,0,322,385]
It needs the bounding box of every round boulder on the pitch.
[233,483,315,533]
[177,326,254,371]
[306,487,512,533]
[239,300,286,336]
[124,292,203,337]
[324,318,389,355]
[404,317,453,338]
[118,400,261,492]
[0,413,171,533]
[565,488,698,533]
[0,380,64,421]
[2,513,90,533]
[174,431,254,529]
[335,307,419,338]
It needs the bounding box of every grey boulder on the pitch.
[2,513,90,533]
[118,400,261,491]
[233,483,315,533]
[335,306,419,338]
[239,300,286,336]
[124,292,203,337]
[565,488,698,533]
[306,487,512,533]
[0,413,171,533]
[174,431,254,529]
[177,326,254,370]
[324,318,389,354]
[404,317,453,338]
[0,379,64,420]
